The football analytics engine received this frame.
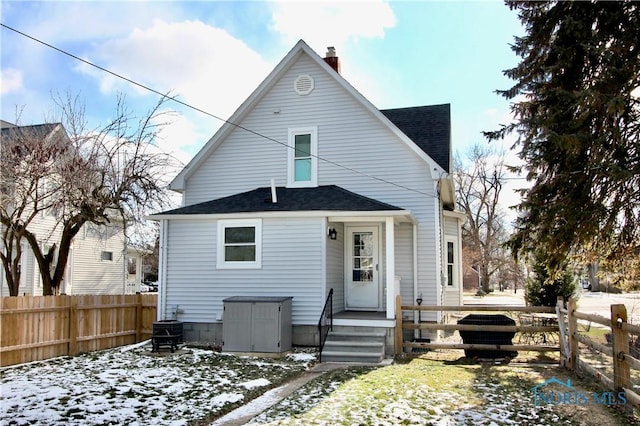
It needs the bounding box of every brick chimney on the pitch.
[323,46,340,73]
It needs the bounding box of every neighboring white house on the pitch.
[149,40,464,355]
[0,121,131,296]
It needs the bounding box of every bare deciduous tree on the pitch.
[1,93,175,296]
[455,145,509,293]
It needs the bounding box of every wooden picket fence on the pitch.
[0,294,157,367]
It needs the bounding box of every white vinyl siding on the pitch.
[326,222,345,313]
[182,53,440,306]
[164,218,325,325]
[1,219,125,296]
[70,223,126,295]
[395,223,414,307]
[443,214,463,306]
[444,215,459,236]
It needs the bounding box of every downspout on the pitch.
[413,223,419,338]
[385,217,395,320]
[321,217,327,313]
[158,219,168,321]
[437,179,445,323]
[122,224,127,295]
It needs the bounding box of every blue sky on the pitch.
[1,1,523,194]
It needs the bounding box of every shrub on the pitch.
[525,251,577,307]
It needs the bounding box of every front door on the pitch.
[346,226,381,310]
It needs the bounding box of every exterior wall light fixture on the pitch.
[328,228,337,240]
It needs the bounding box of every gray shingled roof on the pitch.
[380,104,451,173]
[158,185,403,215]
[0,123,60,142]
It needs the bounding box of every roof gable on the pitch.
[169,40,448,192]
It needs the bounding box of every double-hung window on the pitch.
[287,127,317,187]
[446,239,456,287]
[217,219,262,269]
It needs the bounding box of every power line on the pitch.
[0,22,437,198]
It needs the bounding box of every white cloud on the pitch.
[81,20,271,116]
[154,111,214,169]
[8,1,183,45]
[74,19,273,163]
[270,0,396,53]
[268,1,397,108]
[0,68,23,95]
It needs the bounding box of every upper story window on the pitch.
[287,127,317,187]
[217,219,262,269]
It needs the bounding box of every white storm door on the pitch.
[346,226,380,310]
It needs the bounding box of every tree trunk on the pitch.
[0,237,22,296]
[1,257,20,296]
[22,230,55,296]
[51,221,83,293]
[588,262,600,292]
[481,268,492,293]
[26,219,85,296]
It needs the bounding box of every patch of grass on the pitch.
[254,355,638,425]
[583,326,610,343]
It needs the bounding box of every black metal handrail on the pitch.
[318,288,333,362]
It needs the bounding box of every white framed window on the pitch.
[446,239,456,287]
[287,126,318,187]
[217,219,262,269]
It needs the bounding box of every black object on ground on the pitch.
[457,314,517,359]
[152,320,183,352]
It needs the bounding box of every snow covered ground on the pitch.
[0,343,632,425]
[0,344,315,425]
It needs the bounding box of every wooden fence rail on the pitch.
[563,299,640,409]
[394,296,640,409]
[1,294,157,367]
[394,297,560,355]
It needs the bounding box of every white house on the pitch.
[149,40,464,360]
[0,121,131,296]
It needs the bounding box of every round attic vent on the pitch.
[294,74,314,95]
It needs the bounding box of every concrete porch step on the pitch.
[320,329,387,363]
[320,349,384,363]
[322,340,384,353]
[325,331,386,342]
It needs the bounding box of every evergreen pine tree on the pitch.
[487,1,640,272]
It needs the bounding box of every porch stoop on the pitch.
[321,330,386,363]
